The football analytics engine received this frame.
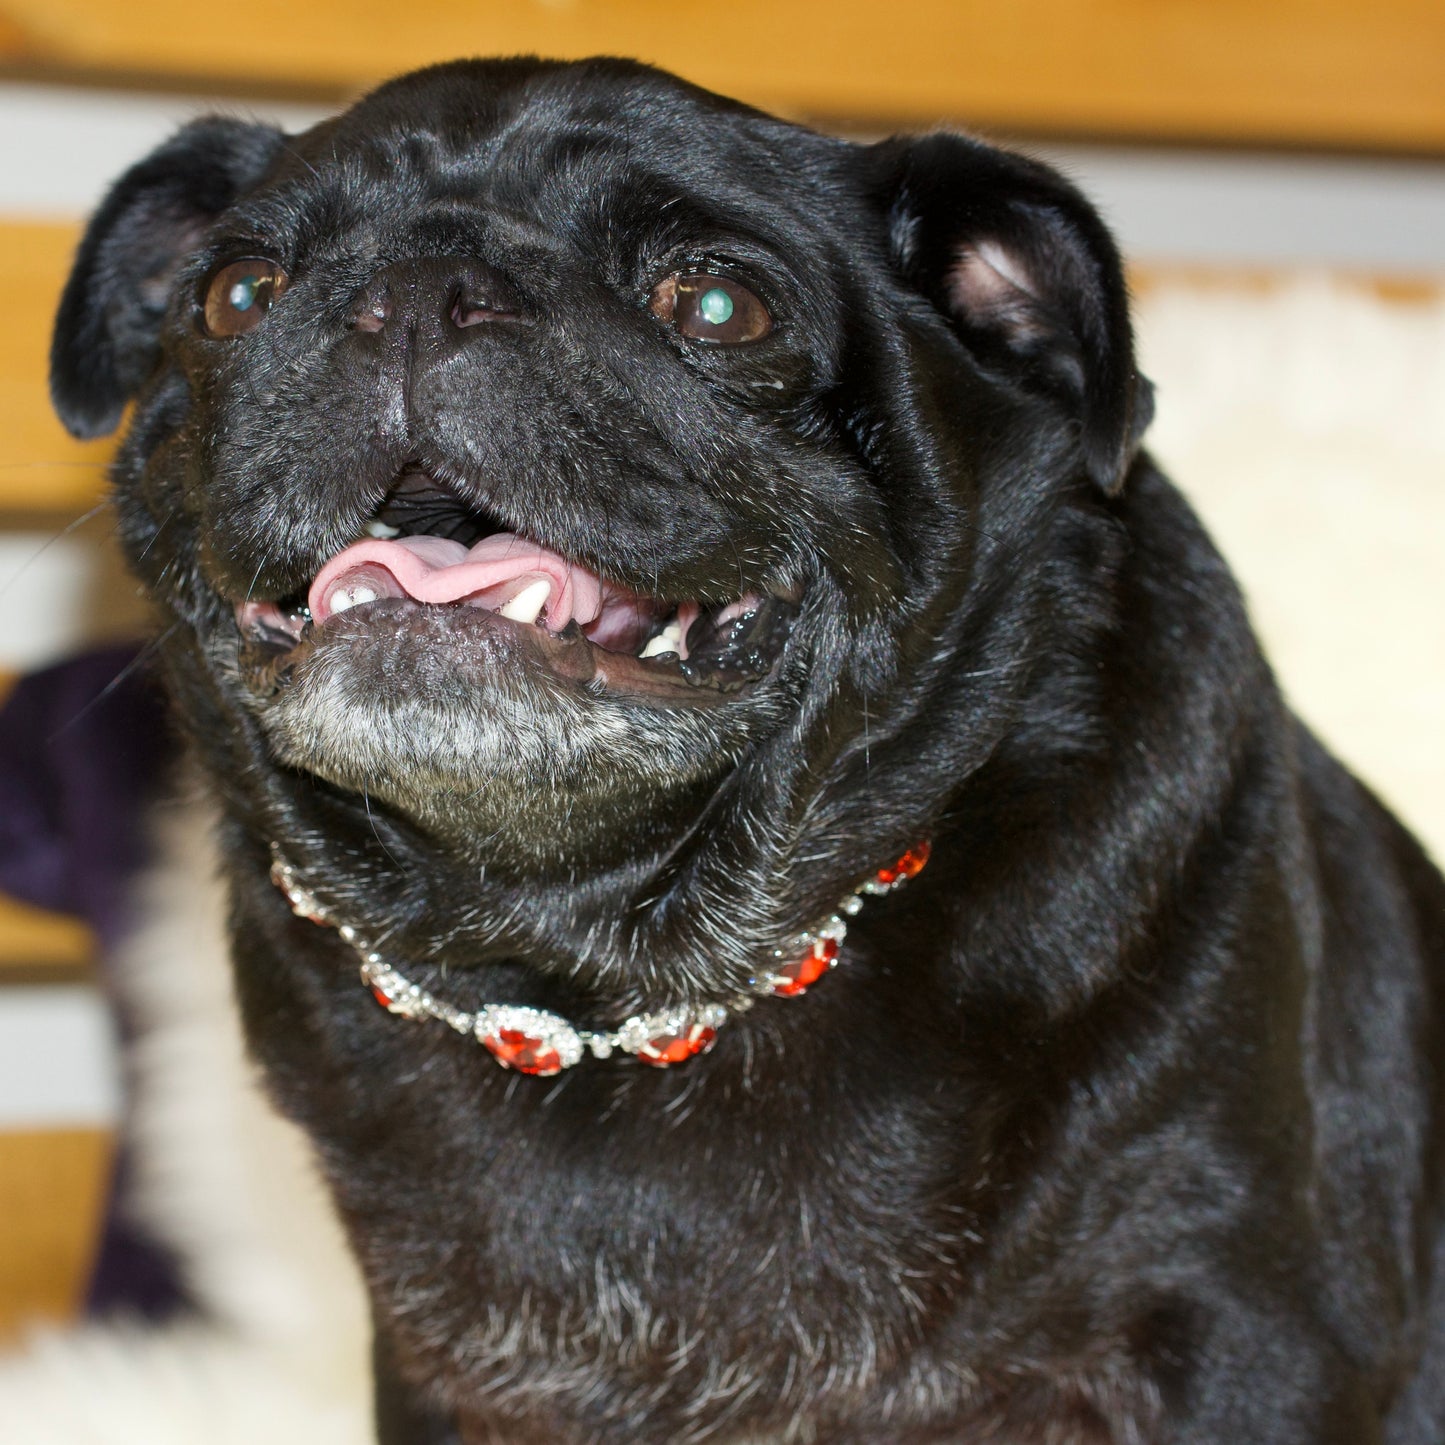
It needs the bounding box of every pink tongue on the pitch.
[308,533,666,651]
[309,533,605,630]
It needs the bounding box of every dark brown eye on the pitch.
[202,259,289,337]
[649,273,771,344]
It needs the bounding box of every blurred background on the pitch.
[0,3,1442,1438]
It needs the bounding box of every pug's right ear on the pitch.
[50,116,285,440]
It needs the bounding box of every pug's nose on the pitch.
[351,258,527,336]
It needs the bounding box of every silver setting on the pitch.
[268,841,928,1074]
[613,1011,671,1055]
[475,1005,585,1071]
[270,855,331,925]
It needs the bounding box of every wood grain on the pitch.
[0,893,94,971]
[0,221,114,516]
[0,0,1442,151]
[0,1128,112,1338]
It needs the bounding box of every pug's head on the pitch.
[51,58,1148,1001]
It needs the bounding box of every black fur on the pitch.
[52,57,1445,1443]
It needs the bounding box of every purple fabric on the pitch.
[0,644,191,1320]
[0,643,173,949]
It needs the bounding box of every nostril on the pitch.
[349,262,524,336]
[354,292,391,334]
[450,291,519,328]
[449,265,525,328]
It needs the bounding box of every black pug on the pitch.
[50,56,1445,1444]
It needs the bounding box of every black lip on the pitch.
[233,460,803,702]
[680,595,797,690]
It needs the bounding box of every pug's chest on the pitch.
[384,1234,1142,1445]
[303,1039,1147,1444]
[426,1283,1144,1445]
[239,914,1157,1440]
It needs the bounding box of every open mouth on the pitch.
[235,468,798,700]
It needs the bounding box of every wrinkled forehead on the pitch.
[252,60,850,256]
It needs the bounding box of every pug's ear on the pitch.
[869,132,1152,494]
[50,117,286,440]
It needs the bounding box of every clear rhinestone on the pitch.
[475,1006,584,1072]
[614,1015,655,1052]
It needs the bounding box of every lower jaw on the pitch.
[248,636,761,870]
[237,594,789,708]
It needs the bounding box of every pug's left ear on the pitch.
[50,116,285,440]
[869,132,1153,494]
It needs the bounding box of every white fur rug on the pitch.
[0,795,374,1444]
[1138,276,1445,868]
[1,274,1442,1442]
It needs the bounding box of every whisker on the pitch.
[46,625,179,741]
[0,500,114,604]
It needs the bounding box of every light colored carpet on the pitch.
[0,274,1441,1442]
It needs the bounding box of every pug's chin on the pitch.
[243,602,781,864]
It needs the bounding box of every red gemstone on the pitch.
[481,1028,564,1077]
[370,984,393,1009]
[637,1023,718,1067]
[772,936,838,998]
[876,840,931,887]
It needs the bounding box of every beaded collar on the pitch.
[269,842,930,1077]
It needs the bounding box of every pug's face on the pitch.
[52,59,1144,992]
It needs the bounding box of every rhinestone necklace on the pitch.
[269,842,930,1077]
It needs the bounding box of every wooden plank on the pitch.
[0,220,113,516]
[0,1128,112,1338]
[1,0,1442,152]
[1128,265,1445,306]
[0,893,94,971]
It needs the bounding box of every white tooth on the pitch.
[329,582,377,614]
[364,519,402,539]
[640,621,683,659]
[498,578,551,625]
